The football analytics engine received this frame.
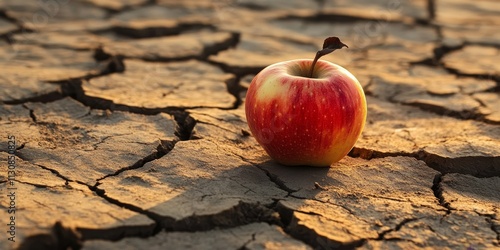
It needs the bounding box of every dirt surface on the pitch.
[0,0,499,249]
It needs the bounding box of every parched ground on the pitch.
[0,0,499,249]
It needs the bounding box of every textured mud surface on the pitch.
[0,0,499,249]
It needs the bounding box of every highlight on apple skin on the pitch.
[245,58,367,167]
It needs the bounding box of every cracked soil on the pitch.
[0,0,499,249]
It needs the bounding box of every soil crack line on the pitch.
[96,140,177,182]
[431,173,452,216]
[253,164,298,196]
[376,217,420,240]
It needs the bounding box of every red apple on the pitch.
[245,37,367,166]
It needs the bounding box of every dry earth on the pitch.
[0,0,499,249]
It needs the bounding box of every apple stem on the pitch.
[308,37,349,78]
[309,51,322,78]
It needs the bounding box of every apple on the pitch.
[245,37,367,166]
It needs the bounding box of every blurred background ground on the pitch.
[0,0,499,249]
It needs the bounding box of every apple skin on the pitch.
[245,59,367,166]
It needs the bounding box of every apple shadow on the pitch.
[255,159,336,194]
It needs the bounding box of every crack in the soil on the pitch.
[376,217,419,240]
[224,74,244,109]
[96,22,216,39]
[92,49,126,73]
[349,147,416,160]
[21,103,37,123]
[96,140,177,182]
[229,152,299,196]
[431,44,464,63]
[163,201,282,232]
[443,66,500,86]
[420,43,500,81]
[92,29,239,63]
[405,101,498,124]
[237,232,257,250]
[349,147,500,178]
[32,163,72,184]
[275,11,408,24]
[172,111,197,141]
[252,163,298,196]
[274,202,365,250]
[431,173,453,216]
[207,57,265,77]
[3,89,65,105]
[0,9,25,28]
[427,0,436,20]
[393,93,500,125]
[15,180,63,189]
[81,185,161,240]
[422,153,500,178]
[201,31,240,59]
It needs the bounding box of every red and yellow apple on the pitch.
[245,37,366,166]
